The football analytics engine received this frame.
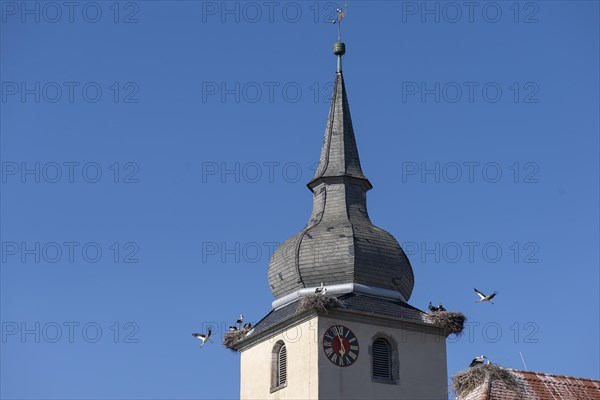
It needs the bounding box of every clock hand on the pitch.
[337,334,346,356]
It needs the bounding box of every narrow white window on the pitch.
[372,338,392,380]
[272,341,287,392]
[277,344,287,386]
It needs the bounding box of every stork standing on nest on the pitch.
[192,329,212,348]
[236,314,244,328]
[474,288,498,304]
[315,282,327,295]
[428,302,446,312]
[469,355,486,367]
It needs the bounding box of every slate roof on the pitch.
[339,293,429,323]
[307,72,371,189]
[267,66,415,301]
[458,369,600,400]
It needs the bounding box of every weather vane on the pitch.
[332,4,348,41]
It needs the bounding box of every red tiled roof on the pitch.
[458,369,600,400]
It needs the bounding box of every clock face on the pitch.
[322,325,359,367]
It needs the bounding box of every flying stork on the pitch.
[469,355,486,367]
[474,288,498,304]
[192,329,212,348]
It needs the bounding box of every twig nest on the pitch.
[452,364,524,399]
[428,311,466,336]
[223,329,249,352]
[298,294,342,314]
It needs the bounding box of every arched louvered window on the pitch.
[277,344,287,386]
[271,341,287,392]
[372,338,392,380]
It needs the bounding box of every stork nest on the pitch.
[452,364,524,399]
[223,329,249,352]
[298,294,342,314]
[428,311,466,336]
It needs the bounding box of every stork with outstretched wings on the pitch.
[192,329,212,348]
[474,288,498,304]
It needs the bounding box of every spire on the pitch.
[307,41,372,192]
[267,31,414,304]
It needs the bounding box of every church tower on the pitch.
[234,37,448,400]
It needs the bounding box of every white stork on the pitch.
[236,314,244,328]
[437,303,446,312]
[315,282,327,295]
[243,322,252,330]
[428,301,437,312]
[192,329,212,348]
[469,355,486,367]
[474,288,498,304]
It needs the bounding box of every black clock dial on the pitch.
[322,325,359,367]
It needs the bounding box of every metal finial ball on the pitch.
[333,41,346,56]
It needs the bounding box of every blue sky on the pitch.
[1,1,598,399]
